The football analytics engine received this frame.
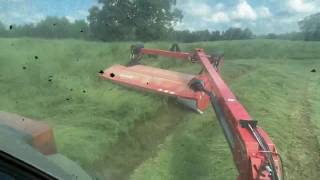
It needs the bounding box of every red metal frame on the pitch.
[101,64,211,112]
[101,47,282,180]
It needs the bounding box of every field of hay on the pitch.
[0,38,319,180]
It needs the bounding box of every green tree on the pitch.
[134,0,182,41]
[222,28,252,40]
[209,30,221,41]
[193,30,211,42]
[242,28,253,39]
[174,30,197,43]
[16,24,36,37]
[71,20,90,39]
[3,17,89,39]
[299,12,320,41]
[35,17,72,38]
[88,0,135,41]
[88,0,182,41]
[0,21,7,36]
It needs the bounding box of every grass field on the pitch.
[0,38,319,180]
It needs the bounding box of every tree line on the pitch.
[0,17,89,39]
[0,18,253,42]
[172,28,253,42]
[259,13,320,41]
[0,0,253,42]
[0,0,319,42]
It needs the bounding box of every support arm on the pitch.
[194,49,283,180]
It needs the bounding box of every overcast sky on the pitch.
[0,0,319,34]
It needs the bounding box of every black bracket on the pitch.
[188,78,205,92]
[169,43,181,52]
[127,44,144,66]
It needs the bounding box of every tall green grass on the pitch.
[0,38,319,180]
[0,38,165,166]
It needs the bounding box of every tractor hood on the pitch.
[0,111,91,180]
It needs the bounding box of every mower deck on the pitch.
[100,64,210,112]
[99,45,283,179]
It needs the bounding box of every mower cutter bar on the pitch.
[100,64,211,112]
